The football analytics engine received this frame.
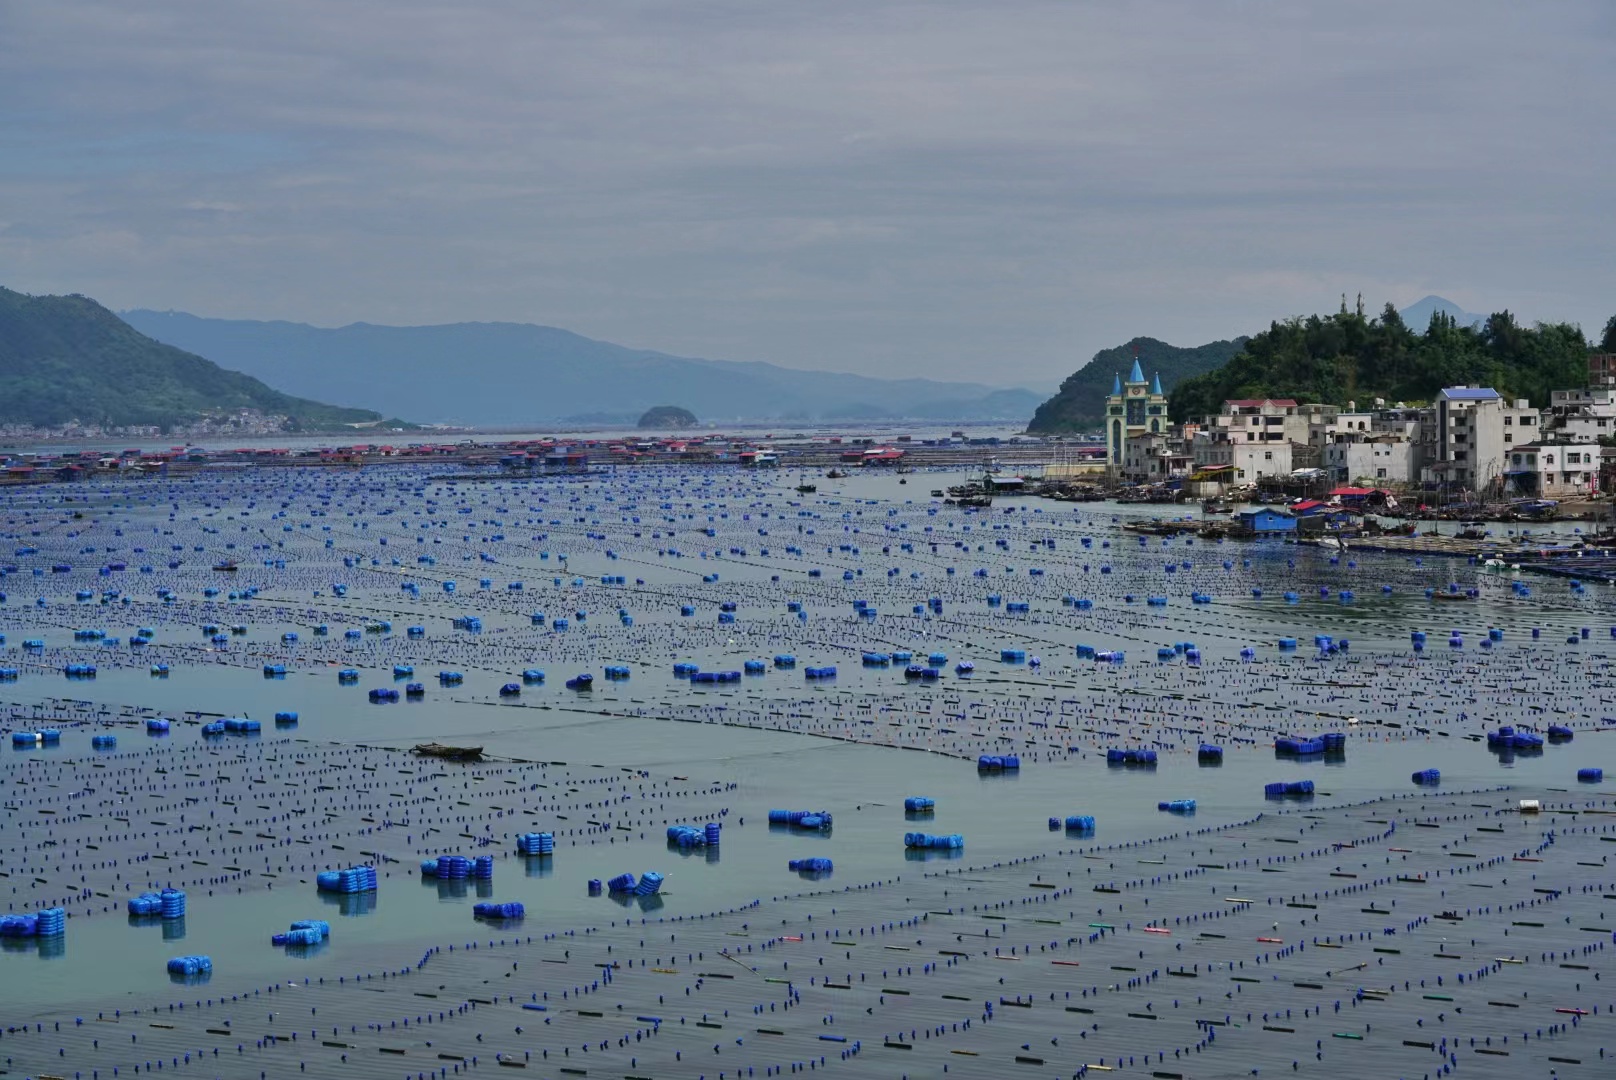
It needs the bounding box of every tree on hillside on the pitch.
[1601,315,1616,353]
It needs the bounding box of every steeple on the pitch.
[1151,371,1163,396]
[1128,358,1145,384]
[1112,373,1122,395]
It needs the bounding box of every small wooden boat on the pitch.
[1431,592,1475,601]
[412,742,484,761]
[795,484,817,493]
[212,560,238,572]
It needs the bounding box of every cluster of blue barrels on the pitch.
[316,865,378,893]
[769,808,832,830]
[1412,768,1442,785]
[1,907,65,937]
[904,832,964,849]
[167,955,212,977]
[690,669,740,684]
[1155,642,1201,664]
[1050,815,1096,833]
[1264,780,1315,798]
[202,716,260,735]
[977,754,1020,771]
[473,901,526,920]
[91,734,116,749]
[12,728,61,746]
[128,888,186,918]
[1275,732,1346,756]
[420,854,494,879]
[516,831,555,855]
[788,858,833,873]
[1075,644,1125,662]
[666,822,722,848]
[565,672,593,689]
[1579,768,1605,782]
[271,919,330,947]
[63,662,96,678]
[1197,743,1224,762]
[1106,748,1157,766]
[1487,726,1546,752]
[903,796,934,814]
[804,665,838,679]
[1158,799,1196,813]
[604,871,663,896]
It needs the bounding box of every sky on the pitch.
[2,1,1613,390]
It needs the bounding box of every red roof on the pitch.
[1329,486,1387,497]
[1291,499,1327,512]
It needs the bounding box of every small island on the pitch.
[637,404,697,429]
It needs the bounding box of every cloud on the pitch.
[1,0,1612,387]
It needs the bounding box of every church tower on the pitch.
[1104,356,1169,475]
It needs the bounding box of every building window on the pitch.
[1264,452,1273,461]
[1504,434,1512,444]
[1376,468,1386,478]
[1504,416,1512,426]
[1454,451,1467,461]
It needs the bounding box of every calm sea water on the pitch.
[0,464,1609,1008]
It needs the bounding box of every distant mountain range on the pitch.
[0,286,389,431]
[119,311,1045,426]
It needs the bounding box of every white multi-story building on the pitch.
[1206,398,1312,446]
[1121,432,1192,483]
[1545,386,1616,443]
[1323,436,1417,485]
[1504,441,1600,498]
[1420,387,1539,495]
[1193,432,1293,481]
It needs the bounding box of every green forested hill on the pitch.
[1166,304,1598,423]
[0,286,389,430]
[1026,336,1246,432]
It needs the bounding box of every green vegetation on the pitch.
[1027,336,1246,432]
[637,404,697,428]
[1168,302,1595,424]
[0,286,391,430]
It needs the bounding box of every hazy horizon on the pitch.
[4,2,1611,387]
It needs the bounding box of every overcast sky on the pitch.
[3,1,1612,388]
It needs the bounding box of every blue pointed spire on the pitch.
[1128,358,1145,384]
[1112,373,1122,395]
[1151,371,1163,396]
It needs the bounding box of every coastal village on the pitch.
[1087,348,1616,518]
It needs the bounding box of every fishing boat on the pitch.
[795,483,817,494]
[1201,498,1234,514]
[211,559,238,572]
[412,742,484,761]
[1431,592,1475,602]
[825,469,847,479]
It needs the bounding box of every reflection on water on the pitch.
[318,890,378,917]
